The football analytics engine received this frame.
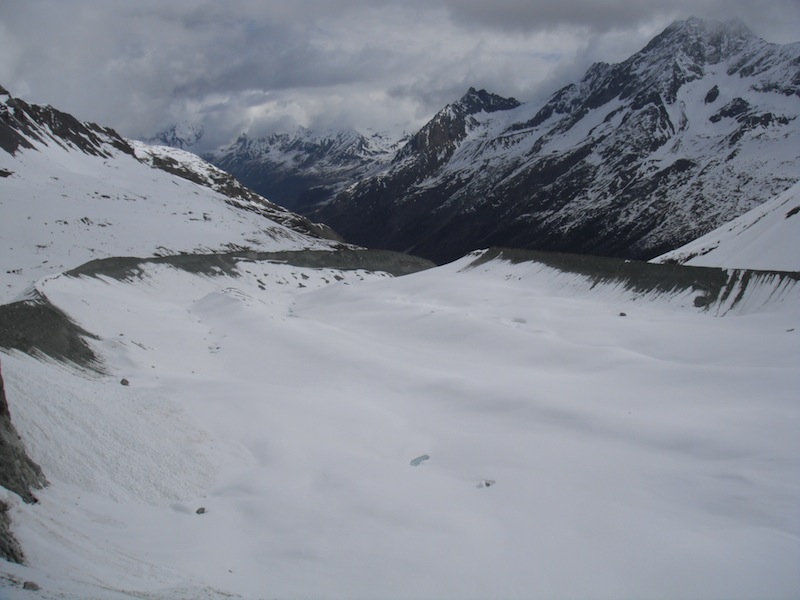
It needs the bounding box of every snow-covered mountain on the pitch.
[1,77,799,599]
[314,17,800,263]
[205,127,402,212]
[147,121,205,150]
[653,181,800,271]
[0,85,350,304]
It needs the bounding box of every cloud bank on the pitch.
[1,0,797,149]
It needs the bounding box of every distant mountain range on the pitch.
[147,125,405,213]
[181,17,800,264]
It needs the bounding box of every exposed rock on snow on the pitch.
[64,248,435,282]
[653,182,800,271]
[312,18,800,263]
[466,247,799,315]
[0,293,102,371]
[0,361,47,506]
[0,500,25,564]
[0,359,47,563]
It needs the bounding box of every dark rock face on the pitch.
[0,294,103,372]
[0,359,48,564]
[0,360,48,504]
[312,18,800,264]
[704,84,720,104]
[0,500,26,564]
[0,85,134,158]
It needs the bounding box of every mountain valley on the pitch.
[195,18,800,264]
[0,16,798,600]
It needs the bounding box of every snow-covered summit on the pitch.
[146,121,205,150]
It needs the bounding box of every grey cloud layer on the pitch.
[442,0,800,40]
[0,0,797,149]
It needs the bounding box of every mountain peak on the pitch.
[456,88,521,115]
[147,122,204,150]
[641,16,759,64]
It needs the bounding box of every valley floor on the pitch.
[1,253,798,599]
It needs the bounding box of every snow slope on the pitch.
[653,182,800,271]
[0,99,339,304]
[1,251,798,599]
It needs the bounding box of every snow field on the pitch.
[0,140,334,304]
[1,255,798,599]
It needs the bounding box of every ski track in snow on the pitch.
[1,255,798,599]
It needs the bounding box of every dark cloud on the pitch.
[0,0,797,150]
[441,0,800,42]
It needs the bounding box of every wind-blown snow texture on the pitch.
[0,250,798,599]
[310,18,800,263]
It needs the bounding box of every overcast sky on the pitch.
[1,0,798,150]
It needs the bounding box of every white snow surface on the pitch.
[653,181,800,271]
[1,253,798,599]
[0,133,336,304]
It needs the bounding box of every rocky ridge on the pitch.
[312,18,800,263]
[205,127,403,212]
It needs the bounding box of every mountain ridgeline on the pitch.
[199,18,800,264]
[204,128,402,213]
